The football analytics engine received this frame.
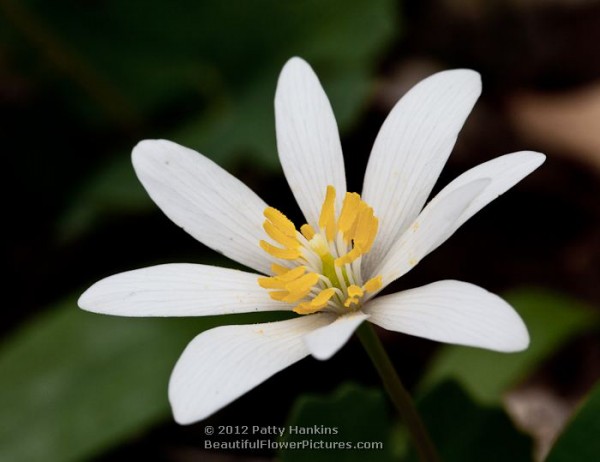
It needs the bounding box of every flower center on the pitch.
[258,185,382,315]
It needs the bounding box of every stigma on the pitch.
[258,186,382,315]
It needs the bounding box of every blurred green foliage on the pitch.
[0,0,399,239]
[285,380,533,462]
[4,0,395,126]
[546,381,600,462]
[281,383,395,462]
[0,298,291,462]
[411,381,532,462]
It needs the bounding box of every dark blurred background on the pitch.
[2,1,599,461]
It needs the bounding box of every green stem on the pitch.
[356,322,440,462]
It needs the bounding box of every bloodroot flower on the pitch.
[79,57,544,425]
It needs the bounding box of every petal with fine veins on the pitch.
[78,264,291,317]
[304,311,369,360]
[370,152,545,288]
[365,280,529,352]
[133,139,271,275]
[275,57,346,227]
[169,315,330,424]
[427,151,545,238]
[362,70,481,277]
[370,179,490,290]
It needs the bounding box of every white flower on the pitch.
[78,57,544,425]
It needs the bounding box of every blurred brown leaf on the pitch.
[508,83,600,173]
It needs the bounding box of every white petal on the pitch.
[275,57,346,227]
[429,151,545,236]
[304,311,369,360]
[370,179,490,289]
[169,315,330,424]
[368,152,545,289]
[78,264,289,316]
[362,70,481,276]
[365,280,529,352]
[132,139,271,274]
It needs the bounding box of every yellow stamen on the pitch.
[363,275,382,293]
[264,221,299,249]
[258,266,307,289]
[338,192,361,235]
[318,185,336,242]
[257,185,381,316]
[268,291,288,301]
[342,201,367,242]
[264,207,296,237]
[294,303,320,315]
[312,287,337,305]
[271,263,290,275]
[276,266,306,282]
[344,296,360,308]
[258,277,284,289]
[347,285,364,298]
[294,288,336,314]
[343,285,364,307]
[334,247,362,266]
[282,273,320,302]
[354,207,378,253]
[335,198,378,265]
[300,224,315,240]
[259,240,301,260]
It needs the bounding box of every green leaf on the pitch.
[421,288,599,404]
[546,381,600,462]
[52,0,397,239]
[280,383,395,462]
[0,299,287,462]
[17,0,395,121]
[407,381,533,462]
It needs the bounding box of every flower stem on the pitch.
[356,322,440,462]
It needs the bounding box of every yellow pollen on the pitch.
[343,201,366,243]
[258,266,307,289]
[268,291,288,301]
[354,207,378,253]
[300,224,315,240]
[277,266,307,281]
[344,297,360,308]
[343,284,364,308]
[259,240,301,260]
[363,276,382,293]
[334,247,362,267]
[282,272,320,302]
[330,189,379,266]
[294,288,337,314]
[347,285,364,298]
[257,185,383,315]
[318,185,337,242]
[264,207,297,237]
[264,221,299,249]
[271,263,290,275]
[338,192,361,234]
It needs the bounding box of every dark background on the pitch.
[2,1,599,461]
